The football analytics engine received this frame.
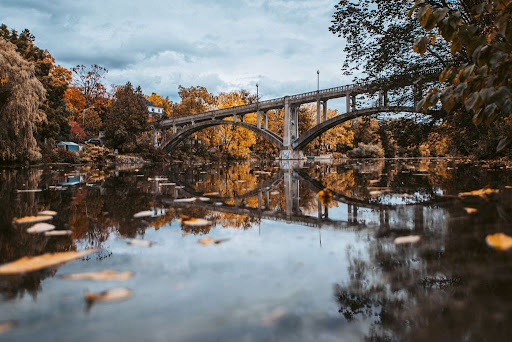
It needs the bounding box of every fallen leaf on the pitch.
[464,207,478,214]
[0,249,97,274]
[38,210,57,216]
[13,215,53,224]
[199,237,229,245]
[133,211,153,218]
[183,218,211,227]
[174,198,196,203]
[45,230,73,236]
[394,235,421,245]
[85,288,132,303]
[0,321,17,334]
[62,270,134,281]
[486,233,512,251]
[458,186,499,199]
[26,223,55,234]
[126,239,152,247]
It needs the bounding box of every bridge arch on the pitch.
[161,120,284,152]
[292,106,420,151]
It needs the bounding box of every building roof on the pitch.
[57,141,80,146]
[144,98,162,109]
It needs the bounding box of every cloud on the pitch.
[0,0,351,105]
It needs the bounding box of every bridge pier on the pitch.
[317,99,321,125]
[322,101,328,122]
[173,124,177,134]
[257,110,262,129]
[283,96,291,147]
[346,93,351,113]
[264,111,268,130]
[351,95,357,111]
[233,114,238,123]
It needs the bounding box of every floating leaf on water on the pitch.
[183,218,211,227]
[318,189,333,205]
[62,270,134,281]
[174,198,196,203]
[0,249,97,274]
[486,233,512,251]
[126,239,152,247]
[148,177,168,181]
[13,215,53,224]
[16,189,42,193]
[458,186,499,199]
[45,230,73,236]
[203,192,220,196]
[464,207,478,214]
[394,235,421,245]
[505,185,512,189]
[26,223,55,234]
[0,321,17,334]
[85,288,132,303]
[199,237,229,245]
[38,210,57,216]
[198,197,210,202]
[133,211,153,218]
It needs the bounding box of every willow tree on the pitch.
[0,40,46,162]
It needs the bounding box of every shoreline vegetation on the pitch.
[2,0,512,166]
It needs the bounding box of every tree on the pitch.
[0,40,46,162]
[71,64,108,108]
[104,82,148,151]
[410,0,512,152]
[1,25,73,143]
[147,92,172,115]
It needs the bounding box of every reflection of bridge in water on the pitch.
[160,168,439,230]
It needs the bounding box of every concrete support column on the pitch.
[241,115,245,123]
[413,84,423,108]
[283,97,291,148]
[257,111,262,129]
[351,95,356,112]
[346,93,351,113]
[173,124,177,134]
[322,100,328,122]
[383,91,388,107]
[233,114,238,123]
[378,90,383,108]
[318,200,323,220]
[264,111,268,130]
[291,106,299,141]
[317,99,321,125]
[265,190,270,209]
[284,170,292,217]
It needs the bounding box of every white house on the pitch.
[145,99,164,121]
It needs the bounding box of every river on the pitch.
[0,159,511,341]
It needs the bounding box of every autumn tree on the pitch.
[147,92,173,115]
[1,25,72,143]
[104,82,148,151]
[0,40,46,162]
[410,0,512,153]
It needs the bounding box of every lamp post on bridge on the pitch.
[317,70,320,93]
[256,83,259,108]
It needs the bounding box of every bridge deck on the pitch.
[157,69,440,129]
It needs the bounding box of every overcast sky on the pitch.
[0,0,350,102]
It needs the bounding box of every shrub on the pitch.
[347,143,385,158]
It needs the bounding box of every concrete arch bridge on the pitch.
[157,71,438,159]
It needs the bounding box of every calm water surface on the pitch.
[1,159,512,341]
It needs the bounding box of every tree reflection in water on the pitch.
[0,159,511,341]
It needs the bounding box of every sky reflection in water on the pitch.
[0,159,511,341]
